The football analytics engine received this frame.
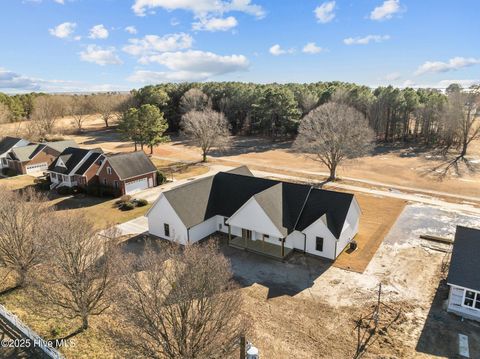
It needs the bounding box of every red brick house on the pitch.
[97,151,157,195]
[7,140,78,175]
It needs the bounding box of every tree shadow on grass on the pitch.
[419,155,479,181]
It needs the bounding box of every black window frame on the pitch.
[316,237,324,252]
[164,223,170,237]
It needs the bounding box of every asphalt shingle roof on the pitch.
[162,167,354,238]
[106,151,157,180]
[48,147,93,174]
[447,226,480,291]
[0,136,24,155]
[74,152,103,175]
[9,144,45,162]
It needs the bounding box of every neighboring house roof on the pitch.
[48,147,102,175]
[161,167,354,238]
[104,151,157,180]
[447,226,480,291]
[9,144,46,162]
[74,152,103,175]
[44,140,78,153]
[0,136,25,155]
[7,140,79,163]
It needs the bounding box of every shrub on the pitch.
[50,327,61,337]
[116,195,132,206]
[34,178,51,191]
[156,170,167,185]
[120,201,135,211]
[135,198,148,207]
[57,186,73,196]
[2,168,17,177]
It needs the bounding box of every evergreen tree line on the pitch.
[130,82,478,150]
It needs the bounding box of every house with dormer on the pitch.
[147,166,361,260]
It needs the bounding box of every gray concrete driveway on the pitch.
[115,216,149,236]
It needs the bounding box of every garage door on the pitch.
[26,162,48,174]
[125,177,148,194]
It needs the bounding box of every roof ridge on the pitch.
[293,185,313,231]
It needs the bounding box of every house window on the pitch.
[51,173,56,179]
[107,167,112,175]
[1,158,7,165]
[263,234,270,239]
[103,178,107,185]
[164,223,170,237]
[316,237,324,252]
[463,290,480,310]
[219,224,223,230]
[114,180,119,189]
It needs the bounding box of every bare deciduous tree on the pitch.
[92,93,127,128]
[180,88,211,114]
[114,241,245,359]
[0,102,11,123]
[68,95,92,132]
[31,95,65,137]
[294,102,375,181]
[0,187,52,288]
[180,109,230,162]
[443,88,479,157]
[31,214,120,333]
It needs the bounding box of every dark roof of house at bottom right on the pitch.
[447,226,480,291]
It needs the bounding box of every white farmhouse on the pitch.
[147,166,361,260]
[447,226,480,321]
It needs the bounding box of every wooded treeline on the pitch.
[130,82,478,148]
[1,82,478,152]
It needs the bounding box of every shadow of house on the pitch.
[218,238,331,299]
[54,194,111,211]
[416,280,480,357]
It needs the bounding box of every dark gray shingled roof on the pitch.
[106,151,157,180]
[74,152,104,175]
[447,226,480,291]
[0,136,24,155]
[161,167,354,238]
[48,147,93,174]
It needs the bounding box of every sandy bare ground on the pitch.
[2,116,477,198]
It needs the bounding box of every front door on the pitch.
[242,229,252,240]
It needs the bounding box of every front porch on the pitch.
[229,235,293,260]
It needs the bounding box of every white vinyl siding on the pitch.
[447,285,480,321]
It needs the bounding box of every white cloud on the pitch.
[0,68,41,91]
[302,42,323,54]
[132,0,265,18]
[192,16,238,32]
[89,24,109,39]
[436,79,480,89]
[123,33,193,57]
[343,34,390,45]
[415,57,480,75]
[125,26,138,34]
[384,72,401,81]
[269,44,294,56]
[0,68,126,93]
[80,45,123,66]
[128,50,249,82]
[53,0,64,4]
[314,1,336,23]
[370,0,402,21]
[49,22,76,39]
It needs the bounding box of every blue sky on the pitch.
[0,0,479,92]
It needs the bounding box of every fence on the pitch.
[0,303,64,359]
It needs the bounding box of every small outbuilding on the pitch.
[447,226,480,321]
